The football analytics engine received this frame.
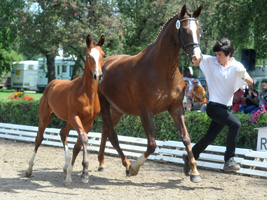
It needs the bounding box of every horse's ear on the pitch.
[193,6,202,18]
[97,35,105,47]
[180,5,187,19]
[86,35,92,48]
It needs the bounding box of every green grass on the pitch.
[0,90,43,101]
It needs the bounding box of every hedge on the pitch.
[0,100,265,150]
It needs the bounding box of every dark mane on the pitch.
[150,13,179,45]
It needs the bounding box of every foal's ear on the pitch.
[180,5,187,19]
[86,35,92,48]
[97,35,105,47]
[193,6,202,18]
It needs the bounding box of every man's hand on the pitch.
[236,68,246,80]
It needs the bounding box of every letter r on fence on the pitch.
[261,138,267,150]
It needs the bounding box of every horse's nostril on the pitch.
[99,74,103,81]
[93,74,97,80]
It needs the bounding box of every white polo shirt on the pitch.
[200,55,248,106]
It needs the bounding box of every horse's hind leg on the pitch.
[169,104,201,183]
[129,110,156,175]
[98,107,123,171]
[60,122,72,174]
[25,103,54,177]
[99,94,130,174]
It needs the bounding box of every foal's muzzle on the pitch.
[93,74,103,81]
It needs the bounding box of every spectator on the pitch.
[239,84,258,114]
[183,80,191,110]
[188,79,207,111]
[251,80,267,113]
[200,84,209,112]
[231,88,245,113]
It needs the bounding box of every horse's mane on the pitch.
[149,13,179,45]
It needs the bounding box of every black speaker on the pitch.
[241,49,256,71]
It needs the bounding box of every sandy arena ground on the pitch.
[0,139,266,200]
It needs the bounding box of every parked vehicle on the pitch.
[11,61,39,91]
[37,57,75,92]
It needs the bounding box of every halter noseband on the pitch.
[177,17,200,56]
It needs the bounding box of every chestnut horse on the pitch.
[25,35,105,185]
[98,5,202,183]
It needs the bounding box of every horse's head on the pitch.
[176,5,202,64]
[86,35,105,81]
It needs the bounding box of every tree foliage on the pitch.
[0,0,24,77]
[1,0,267,79]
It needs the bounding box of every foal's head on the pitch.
[176,5,202,64]
[86,35,105,81]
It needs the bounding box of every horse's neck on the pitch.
[81,63,95,93]
[142,16,181,69]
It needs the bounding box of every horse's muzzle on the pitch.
[93,74,103,81]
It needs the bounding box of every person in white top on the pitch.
[183,38,254,175]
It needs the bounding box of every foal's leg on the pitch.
[60,122,72,174]
[99,95,131,174]
[25,105,54,177]
[65,115,91,185]
[169,104,201,183]
[129,110,156,175]
[98,107,123,171]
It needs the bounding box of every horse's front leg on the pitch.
[129,111,156,175]
[169,104,201,183]
[65,115,90,185]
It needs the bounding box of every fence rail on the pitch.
[0,122,267,178]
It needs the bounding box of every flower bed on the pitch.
[8,92,34,101]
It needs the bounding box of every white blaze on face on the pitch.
[90,48,100,76]
[188,20,201,57]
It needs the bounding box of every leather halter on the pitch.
[177,17,200,56]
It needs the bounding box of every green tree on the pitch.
[0,0,24,77]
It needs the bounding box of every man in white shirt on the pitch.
[183,38,254,175]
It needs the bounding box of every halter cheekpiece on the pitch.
[176,17,200,56]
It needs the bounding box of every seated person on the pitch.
[239,84,258,114]
[183,80,192,110]
[187,79,207,111]
[231,88,245,113]
[251,80,267,113]
[200,84,209,112]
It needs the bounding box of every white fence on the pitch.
[0,122,267,178]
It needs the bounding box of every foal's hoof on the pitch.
[190,175,202,183]
[65,182,72,187]
[25,171,32,177]
[128,165,138,176]
[98,167,105,172]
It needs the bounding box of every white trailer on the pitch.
[37,56,75,92]
[11,60,38,91]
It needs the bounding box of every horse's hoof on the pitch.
[81,175,89,183]
[65,182,72,187]
[190,175,202,183]
[98,167,105,172]
[126,169,130,176]
[25,172,31,177]
[129,165,138,176]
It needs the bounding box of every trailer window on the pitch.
[62,65,67,73]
